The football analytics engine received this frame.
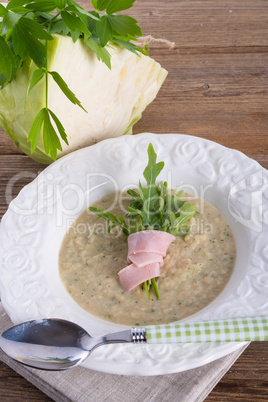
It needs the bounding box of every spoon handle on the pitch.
[145,316,268,344]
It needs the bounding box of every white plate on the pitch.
[0,133,267,376]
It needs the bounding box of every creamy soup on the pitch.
[59,192,236,326]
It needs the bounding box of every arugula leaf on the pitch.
[89,144,197,300]
[89,144,197,238]
[48,70,87,112]
[88,207,129,236]
[141,143,164,221]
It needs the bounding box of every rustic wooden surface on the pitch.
[0,0,267,400]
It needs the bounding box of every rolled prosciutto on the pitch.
[118,230,175,292]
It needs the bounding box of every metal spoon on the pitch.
[1,315,267,370]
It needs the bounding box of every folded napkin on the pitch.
[0,304,247,402]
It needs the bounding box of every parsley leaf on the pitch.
[106,0,135,15]
[95,16,113,46]
[84,36,111,68]
[108,15,141,39]
[48,70,87,112]
[26,67,46,98]
[0,36,15,81]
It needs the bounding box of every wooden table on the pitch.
[0,0,267,400]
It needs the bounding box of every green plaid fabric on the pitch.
[146,316,268,344]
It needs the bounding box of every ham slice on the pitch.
[128,252,163,267]
[128,230,175,257]
[118,230,176,293]
[118,263,161,292]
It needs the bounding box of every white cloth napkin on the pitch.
[0,305,247,402]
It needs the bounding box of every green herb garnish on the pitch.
[0,0,144,160]
[89,144,197,300]
[90,144,196,236]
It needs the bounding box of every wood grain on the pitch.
[0,0,268,400]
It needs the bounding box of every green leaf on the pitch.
[19,16,53,40]
[27,67,46,98]
[141,144,164,219]
[12,18,49,67]
[174,203,196,231]
[92,0,110,11]
[108,14,142,38]
[25,1,56,13]
[6,0,28,11]
[61,10,90,36]
[1,10,21,34]
[143,144,164,186]
[43,108,63,160]
[28,107,67,160]
[11,24,26,59]
[88,207,129,236]
[112,38,140,56]
[0,36,15,81]
[70,29,81,42]
[84,36,111,69]
[27,107,46,153]
[50,19,70,35]
[48,108,68,145]
[25,35,46,67]
[91,0,98,9]
[48,70,87,112]
[0,4,8,17]
[54,0,67,8]
[95,16,113,47]
[0,73,8,87]
[107,0,135,15]
[22,30,47,67]
[66,0,100,20]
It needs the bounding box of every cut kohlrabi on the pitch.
[0,35,167,164]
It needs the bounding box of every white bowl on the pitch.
[0,133,267,375]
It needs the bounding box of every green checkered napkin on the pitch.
[146,316,268,343]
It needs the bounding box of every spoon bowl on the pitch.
[0,319,93,370]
